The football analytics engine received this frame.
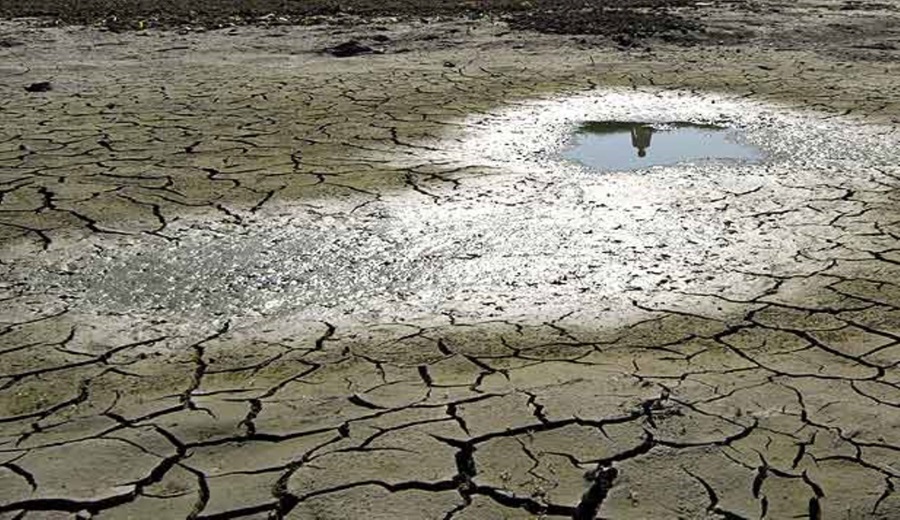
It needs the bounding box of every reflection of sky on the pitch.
[562,124,763,171]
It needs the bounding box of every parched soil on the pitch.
[0,0,721,37]
[1,0,900,518]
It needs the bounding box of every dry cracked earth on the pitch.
[2,1,900,519]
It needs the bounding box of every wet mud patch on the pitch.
[33,215,447,320]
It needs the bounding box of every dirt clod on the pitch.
[24,81,52,93]
[326,40,375,57]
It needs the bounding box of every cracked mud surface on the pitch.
[2,2,900,519]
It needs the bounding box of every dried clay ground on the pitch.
[1,0,900,519]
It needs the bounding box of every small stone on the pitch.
[25,81,52,93]
[325,40,373,58]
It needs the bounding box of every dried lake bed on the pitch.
[1,6,900,518]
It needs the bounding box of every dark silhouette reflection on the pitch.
[630,125,653,157]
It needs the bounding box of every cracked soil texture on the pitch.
[2,0,900,518]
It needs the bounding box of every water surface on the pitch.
[562,121,762,171]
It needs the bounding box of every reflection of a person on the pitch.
[630,125,653,157]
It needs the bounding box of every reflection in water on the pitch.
[630,125,653,157]
[563,121,762,171]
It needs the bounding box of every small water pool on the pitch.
[562,121,763,171]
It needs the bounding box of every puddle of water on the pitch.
[562,121,763,171]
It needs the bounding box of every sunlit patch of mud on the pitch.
[29,90,900,323]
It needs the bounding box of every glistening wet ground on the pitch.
[33,90,893,322]
[562,121,763,171]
